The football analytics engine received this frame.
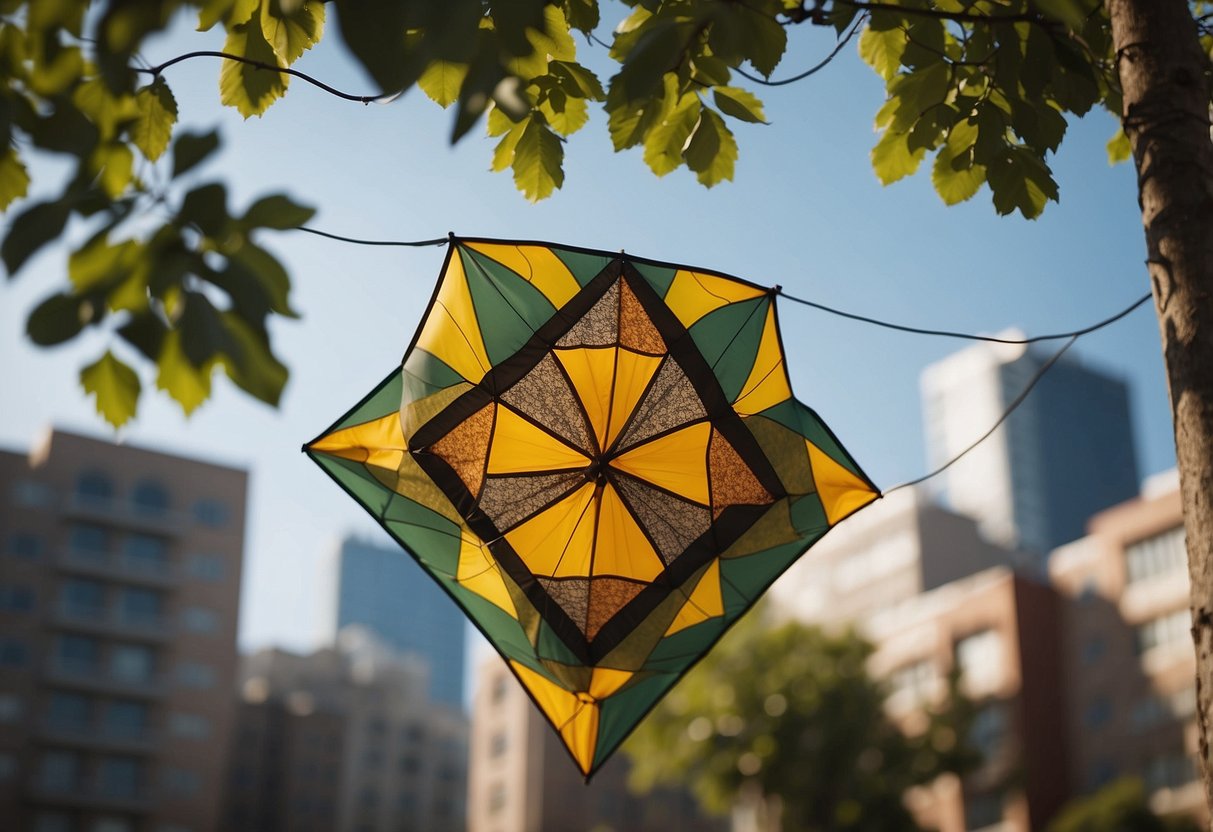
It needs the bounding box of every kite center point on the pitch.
[586,458,610,486]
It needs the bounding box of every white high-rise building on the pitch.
[920,334,1139,561]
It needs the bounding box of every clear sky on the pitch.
[0,11,1174,656]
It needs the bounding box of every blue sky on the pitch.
[0,11,1173,654]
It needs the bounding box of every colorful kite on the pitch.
[305,237,879,777]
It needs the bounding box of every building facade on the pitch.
[1049,472,1205,825]
[467,657,727,832]
[921,337,1139,559]
[225,626,467,832]
[0,428,247,832]
[332,537,467,708]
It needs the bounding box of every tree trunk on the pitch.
[1106,0,1213,821]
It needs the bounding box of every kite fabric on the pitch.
[304,237,879,778]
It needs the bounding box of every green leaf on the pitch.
[179,183,229,237]
[1033,0,1094,29]
[612,20,692,102]
[858,26,906,82]
[219,22,289,118]
[538,88,589,136]
[2,199,72,275]
[986,148,1058,219]
[72,77,139,141]
[606,84,659,151]
[69,236,140,293]
[871,128,926,185]
[157,330,213,416]
[0,147,30,210]
[562,0,599,33]
[198,0,258,31]
[131,79,178,162]
[218,240,298,320]
[931,148,985,205]
[217,312,288,405]
[240,193,315,229]
[886,63,951,133]
[90,142,134,198]
[550,61,605,100]
[684,108,736,187]
[728,5,787,78]
[511,117,564,201]
[1106,128,1131,165]
[418,61,468,109]
[490,120,525,172]
[171,130,221,178]
[27,292,91,345]
[81,350,141,428]
[713,86,767,124]
[643,77,700,176]
[260,0,325,65]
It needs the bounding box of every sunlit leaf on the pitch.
[684,107,736,187]
[512,116,564,201]
[81,350,141,428]
[219,22,289,118]
[0,147,30,210]
[871,128,925,185]
[418,61,468,109]
[1106,128,1131,165]
[157,329,213,416]
[260,0,325,65]
[198,0,258,31]
[643,77,700,176]
[131,78,178,162]
[858,26,906,82]
[713,86,767,124]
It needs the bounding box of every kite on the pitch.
[304,236,879,778]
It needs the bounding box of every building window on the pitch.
[1084,696,1113,729]
[488,782,507,814]
[0,584,35,612]
[11,479,54,508]
[491,674,508,704]
[131,480,170,515]
[1136,609,1190,654]
[56,634,100,672]
[175,661,216,689]
[48,691,92,728]
[169,712,212,739]
[61,578,106,618]
[118,587,163,628]
[8,532,43,559]
[193,499,229,528]
[69,524,110,559]
[124,535,169,574]
[887,658,937,702]
[97,756,142,798]
[1126,526,1186,584]
[32,812,72,832]
[38,750,81,792]
[490,731,508,758]
[186,554,225,581]
[956,629,1004,692]
[104,700,148,738]
[76,471,113,506]
[0,638,30,667]
[110,643,156,683]
[0,693,23,723]
[162,766,202,796]
[968,702,1008,761]
[1144,752,1196,792]
[181,607,218,633]
[0,752,17,781]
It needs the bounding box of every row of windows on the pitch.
[1126,526,1186,585]
[34,749,203,797]
[29,814,193,832]
[5,528,229,583]
[10,475,231,528]
[0,633,218,681]
[886,628,1006,705]
[1136,609,1190,654]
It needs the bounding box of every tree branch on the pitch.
[831,0,1044,26]
[134,51,393,103]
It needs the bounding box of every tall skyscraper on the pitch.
[332,537,467,707]
[0,428,247,832]
[921,335,1140,559]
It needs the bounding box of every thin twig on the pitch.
[134,51,393,103]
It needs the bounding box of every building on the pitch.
[0,428,247,832]
[864,568,1070,832]
[921,336,1139,560]
[467,657,727,832]
[769,487,1031,625]
[225,625,468,832]
[1049,471,1205,825]
[331,537,467,708]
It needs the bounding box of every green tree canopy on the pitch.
[1045,777,1202,832]
[621,610,980,832]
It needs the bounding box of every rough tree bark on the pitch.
[1106,0,1213,820]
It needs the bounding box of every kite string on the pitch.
[881,335,1078,495]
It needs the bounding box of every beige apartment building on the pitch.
[0,428,247,832]
[1050,472,1205,826]
[226,625,468,832]
[467,657,727,832]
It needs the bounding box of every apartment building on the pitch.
[0,428,247,832]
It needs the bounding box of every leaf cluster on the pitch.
[622,609,981,832]
[1045,777,1202,832]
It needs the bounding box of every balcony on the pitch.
[42,658,166,699]
[54,548,180,589]
[37,720,156,754]
[51,603,173,643]
[60,494,185,537]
